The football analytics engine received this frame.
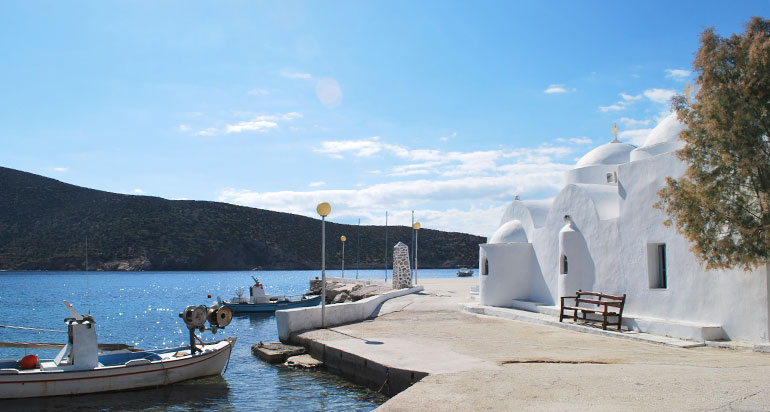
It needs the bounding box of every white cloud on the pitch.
[188,112,303,136]
[53,167,68,172]
[217,171,565,236]
[599,92,642,112]
[618,117,651,128]
[194,127,218,136]
[309,181,325,187]
[133,188,145,194]
[544,84,568,94]
[439,131,457,142]
[280,69,313,80]
[220,137,600,235]
[665,69,691,81]
[599,104,624,112]
[177,124,191,132]
[225,120,278,134]
[643,88,676,104]
[248,88,270,96]
[315,136,411,159]
[620,93,642,102]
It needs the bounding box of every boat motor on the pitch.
[179,304,232,354]
[181,305,207,330]
[206,304,233,333]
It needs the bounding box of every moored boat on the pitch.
[457,268,474,277]
[218,277,321,313]
[0,301,236,399]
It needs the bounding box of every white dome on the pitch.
[575,141,636,168]
[489,220,528,243]
[642,113,686,147]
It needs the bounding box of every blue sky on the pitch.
[1,1,767,236]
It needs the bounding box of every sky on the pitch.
[1,1,768,237]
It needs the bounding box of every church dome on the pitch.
[489,220,528,243]
[642,112,686,147]
[575,141,636,168]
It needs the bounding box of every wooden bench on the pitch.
[559,290,626,330]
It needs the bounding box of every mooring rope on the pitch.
[0,325,66,333]
[377,368,390,394]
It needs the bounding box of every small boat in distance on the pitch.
[457,268,474,277]
[218,276,321,313]
[0,301,235,399]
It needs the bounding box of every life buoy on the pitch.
[19,354,38,369]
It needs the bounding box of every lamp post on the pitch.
[340,235,347,278]
[413,222,421,285]
[317,202,331,328]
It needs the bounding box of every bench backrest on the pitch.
[576,290,625,301]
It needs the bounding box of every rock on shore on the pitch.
[308,278,393,304]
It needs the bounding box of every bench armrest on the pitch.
[560,296,578,307]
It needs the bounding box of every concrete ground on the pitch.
[295,278,770,411]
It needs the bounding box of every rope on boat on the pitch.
[223,339,233,374]
[0,325,66,334]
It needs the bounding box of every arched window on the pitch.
[481,257,489,276]
[561,254,568,274]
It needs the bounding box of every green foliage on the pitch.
[0,166,484,271]
[657,17,770,270]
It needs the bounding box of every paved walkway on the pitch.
[294,278,770,411]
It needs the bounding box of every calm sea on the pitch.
[0,268,467,411]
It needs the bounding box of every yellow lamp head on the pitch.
[413,222,421,230]
[340,235,347,242]
[316,202,331,217]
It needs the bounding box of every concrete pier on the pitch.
[286,278,770,411]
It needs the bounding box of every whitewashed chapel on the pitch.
[479,111,770,344]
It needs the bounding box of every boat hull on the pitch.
[0,338,236,399]
[457,269,474,277]
[223,295,321,313]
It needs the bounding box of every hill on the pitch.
[0,167,485,271]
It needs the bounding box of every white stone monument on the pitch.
[392,242,412,289]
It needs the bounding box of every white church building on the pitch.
[479,113,770,344]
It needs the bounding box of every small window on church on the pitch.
[481,257,489,275]
[647,243,667,289]
[561,254,568,274]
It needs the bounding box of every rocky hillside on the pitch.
[0,166,484,271]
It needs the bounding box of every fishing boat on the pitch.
[0,301,236,399]
[457,268,474,277]
[218,276,321,313]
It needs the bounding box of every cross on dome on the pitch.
[611,122,619,142]
[682,82,694,104]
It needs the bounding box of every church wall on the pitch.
[534,185,624,305]
[565,164,619,185]
[617,152,770,342]
[493,202,553,305]
[479,243,538,307]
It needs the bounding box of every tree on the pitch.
[657,17,770,271]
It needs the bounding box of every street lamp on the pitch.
[413,222,421,285]
[317,202,331,328]
[340,235,347,278]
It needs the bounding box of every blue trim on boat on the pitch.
[223,295,321,313]
[98,351,162,366]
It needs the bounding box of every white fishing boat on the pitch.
[0,301,236,399]
[218,276,321,313]
[457,268,474,277]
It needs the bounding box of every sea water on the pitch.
[0,269,464,411]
